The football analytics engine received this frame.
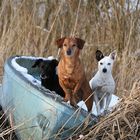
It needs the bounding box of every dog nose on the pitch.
[67,49,72,55]
[102,68,107,73]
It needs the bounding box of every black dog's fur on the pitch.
[32,59,65,97]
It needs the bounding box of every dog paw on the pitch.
[70,102,78,108]
[102,110,110,116]
[63,98,68,102]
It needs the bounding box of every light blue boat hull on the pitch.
[0,56,97,140]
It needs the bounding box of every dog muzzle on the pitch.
[66,49,72,56]
[102,68,107,73]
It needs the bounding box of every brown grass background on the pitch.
[0,0,140,139]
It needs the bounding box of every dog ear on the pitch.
[32,59,43,68]
[51,59,59,67]
[55,37,66,48]
[96,50,104,61]
[76,38,85,49]
[109,50,117,60]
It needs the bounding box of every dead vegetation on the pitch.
[0,0,140,139]
[82,82,140,140]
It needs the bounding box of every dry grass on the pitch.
[80,81,140,140]
[0,0,140,139]
[0,106,18,140]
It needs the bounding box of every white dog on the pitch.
[89,50,116,116]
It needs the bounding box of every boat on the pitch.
[0,56,98,140]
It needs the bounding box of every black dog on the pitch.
[32,59,65,97]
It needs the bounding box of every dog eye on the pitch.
[108,63,111,65]
[72,44,76,47]
[41,65,45,69]
[100,62,103,65]
[63,44,67,47]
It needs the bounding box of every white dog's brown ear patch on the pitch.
[75,38,85,49]
[109,51,117,60]
[56,37,66,48]
[96,50,104,61]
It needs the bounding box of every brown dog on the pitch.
[56,37,93,112]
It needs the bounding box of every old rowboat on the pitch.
[0,56,97,140]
